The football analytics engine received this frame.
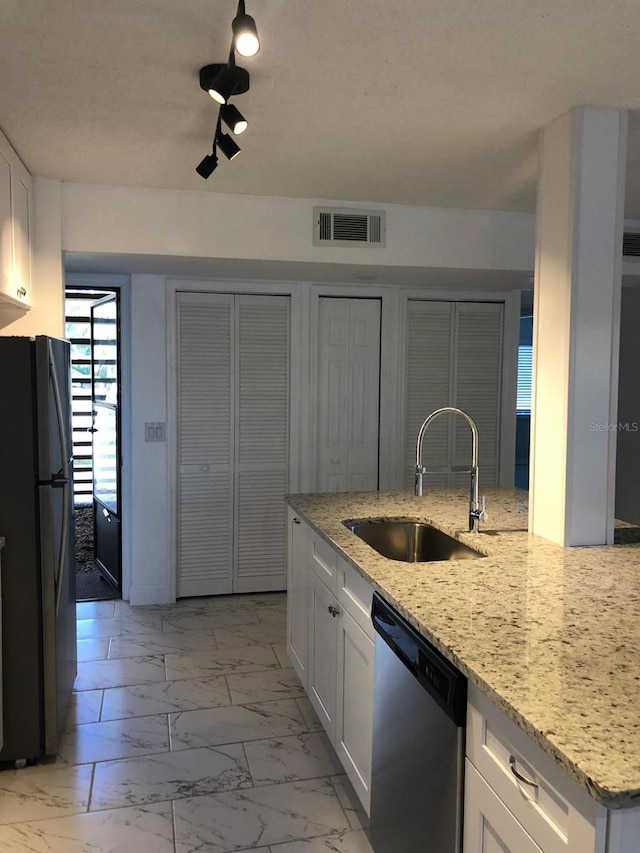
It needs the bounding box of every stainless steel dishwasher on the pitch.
[369,593,467,853]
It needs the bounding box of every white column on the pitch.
[529,107,627,546]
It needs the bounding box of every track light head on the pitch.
[196,151,218,179]
[217,132,241,161]
[232,11,260,57]
[220,103,248,135]
[199,63,249,105]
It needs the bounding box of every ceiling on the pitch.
[2,0,640,216]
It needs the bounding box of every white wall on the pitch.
[128,274,173,604]
[61,183,535,272]
[13,180,529,604]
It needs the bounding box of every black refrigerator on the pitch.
[0,335,77,763]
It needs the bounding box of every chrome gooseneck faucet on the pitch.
[415,406,486,532]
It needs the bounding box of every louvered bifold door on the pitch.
[234,295,290,592]
[177,293,234,597]
[403,301,454,489]
[452,302,503,488]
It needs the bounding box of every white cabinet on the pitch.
[0,131,32,310]
[286,515,374,813]
[464,683,607,853]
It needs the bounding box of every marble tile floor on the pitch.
[0,592,374,853]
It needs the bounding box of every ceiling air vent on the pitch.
[623,231,640,257]
[313,207,386,248]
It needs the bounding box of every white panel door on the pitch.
[317,298,381,492]
[177,292,234,597]
[234,295,289,592]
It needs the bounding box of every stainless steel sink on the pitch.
[343,518,484,563]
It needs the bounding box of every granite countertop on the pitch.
[285,488,640,810]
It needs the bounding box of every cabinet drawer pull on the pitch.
[509,755,538,789]
[328,604,340,617]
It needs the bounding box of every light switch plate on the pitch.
[145,422,166,442]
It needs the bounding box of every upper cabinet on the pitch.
[0,130,32,315]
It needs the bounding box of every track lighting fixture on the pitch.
[232,0,260,57]
[195,0,259,179]
[220,103,247,135]
[196,151,218,179]
[217,131,241,160]
[199,62,249,105]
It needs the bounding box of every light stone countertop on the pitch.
[285,488,640,810]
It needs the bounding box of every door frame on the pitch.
[65,272,132,600]
[91,291,122,591]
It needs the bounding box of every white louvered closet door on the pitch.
[403,301,454,489]
[403,300,504,491]
[177,293,234,597]
[234,295,290,592]
[316,298,381,492]
[453,302,503,488]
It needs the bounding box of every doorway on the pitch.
[65,286,122,601]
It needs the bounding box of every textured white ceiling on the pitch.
[2,0,640,214]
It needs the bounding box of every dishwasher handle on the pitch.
[371,592,467,726]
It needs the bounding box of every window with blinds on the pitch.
[517,315,533,415]
[517,344,533,414]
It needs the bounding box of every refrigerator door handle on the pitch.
[48,340,71,615]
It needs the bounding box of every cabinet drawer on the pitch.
[337,557,374,639]
[466,684,605,853]
[307,527,338,593]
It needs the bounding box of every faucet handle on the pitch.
[470,496,486,522]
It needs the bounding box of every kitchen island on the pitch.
[285,488,640,850]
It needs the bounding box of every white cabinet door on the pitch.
[0,150,12,298]
[0,134,31,307]
[316,297,381,492]
[464,760,543,853]
[286,511,309,686]
[308,570,339,738]
[10,168,30,303]
[335,606,374,814]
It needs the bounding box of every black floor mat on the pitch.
[74,505,118,602]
